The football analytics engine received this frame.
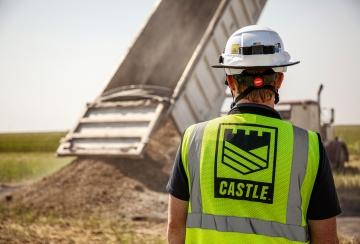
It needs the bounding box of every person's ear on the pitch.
[226,75,238,93]
[275,73,284,89]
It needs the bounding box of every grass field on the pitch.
[0,126,359,184]
[0,132,73,183]
[334,125,360,155]
[0,152,71,183]
[0,132,65,152]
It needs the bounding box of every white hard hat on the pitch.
[212,25,299,75]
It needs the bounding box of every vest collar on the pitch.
[228,103,282,120]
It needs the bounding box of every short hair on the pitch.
[234,69,280,103]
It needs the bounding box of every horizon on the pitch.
[0,0,359,132]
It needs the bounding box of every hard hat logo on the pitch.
[231,44,241,54]
[212,25,300,75]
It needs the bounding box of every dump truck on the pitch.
[275,85,330,140]
[275,84,349,169]
[57,0,267,157]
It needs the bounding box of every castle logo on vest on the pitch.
[214,123,278,204]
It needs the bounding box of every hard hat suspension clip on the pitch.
[231,71,280,104]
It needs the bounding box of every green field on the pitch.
[334,125,360,155]
[0,126,359,184]
[0,132,73,183]
[0,132,65,152]
[0,152,71,183]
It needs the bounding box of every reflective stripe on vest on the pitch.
[287,126,309,226]
[184,123,310,243]
[187,121,208,213]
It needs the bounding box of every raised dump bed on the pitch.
[57,0,267,157]
[58,99,164,156]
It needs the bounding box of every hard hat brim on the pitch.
[211,61,300,69]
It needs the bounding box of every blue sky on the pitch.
[0,0,359,132]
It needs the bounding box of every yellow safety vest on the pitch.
[181,112,320,244]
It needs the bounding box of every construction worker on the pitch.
[166,25,341,243]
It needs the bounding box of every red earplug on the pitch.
[253,77,264,87]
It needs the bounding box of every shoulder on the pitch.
[288,124,320,147]
[291,124,320,144]
[182,118,218,137]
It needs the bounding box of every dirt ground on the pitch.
[0,119,179,243]
[338,217,360,243]
[0,156,171,243]
[335,159,360,243]
[0,120,359,243]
